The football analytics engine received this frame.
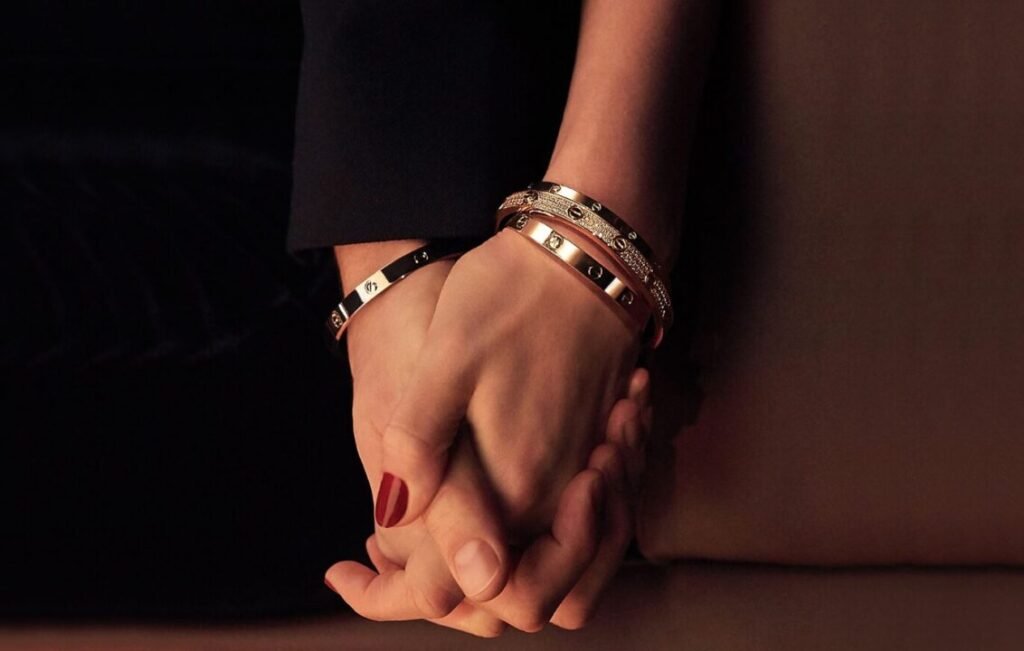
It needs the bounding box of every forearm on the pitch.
[545,0,718,269]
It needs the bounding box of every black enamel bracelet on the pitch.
[324,239,474,354]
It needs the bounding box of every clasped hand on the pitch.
[324,230,652,637]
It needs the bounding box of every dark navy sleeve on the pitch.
[288,0,581,251]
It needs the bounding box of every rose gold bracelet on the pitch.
[496,184,673,332]
[514,181,658,262]
[504,214,662,347]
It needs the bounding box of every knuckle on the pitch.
[508,604,552,634]
[382,421,438,458]
[412,584,461,620]
[424,482,472,529]
[429,478,467,512]
[497,462,549,511]
[504,480,544,513]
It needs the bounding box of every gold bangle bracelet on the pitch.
[505,214,662,347]
[497,188,673,331]
[530,181,659,262]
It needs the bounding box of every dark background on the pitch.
[1,1,369,618]
[1,0,588,621]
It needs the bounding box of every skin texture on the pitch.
[545,0,716,269]
[376,230,641,532]
[330,237,651,636]
[323,0,714,635]
[328,390,649,636]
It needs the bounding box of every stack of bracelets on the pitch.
[325,181,672,352]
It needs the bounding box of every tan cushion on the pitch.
[636,0,1024,565]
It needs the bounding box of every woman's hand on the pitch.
[374,228,643,535]
[329,371,652,636]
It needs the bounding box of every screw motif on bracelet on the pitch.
[498,188,673,330]
[324,239,474,353]
[505,215,660,346]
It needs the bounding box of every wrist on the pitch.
[495,220,646,345]
[541,160,680,269]
[344,257,451,363]
[334,239,428,294]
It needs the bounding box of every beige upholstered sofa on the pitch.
[638,0,1024,566]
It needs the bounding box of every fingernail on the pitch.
[375,472,408,528]
[324,576,337,594]
[623,417,643,449]
[454,539,500,598]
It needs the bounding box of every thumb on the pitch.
[422,436,511,603]
[375,346,473,528]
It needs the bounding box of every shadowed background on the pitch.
[1,1,361,617]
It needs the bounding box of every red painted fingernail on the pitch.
[324,577,337,594]
[375,472,408,528]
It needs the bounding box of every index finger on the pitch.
[325,560,424,621]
